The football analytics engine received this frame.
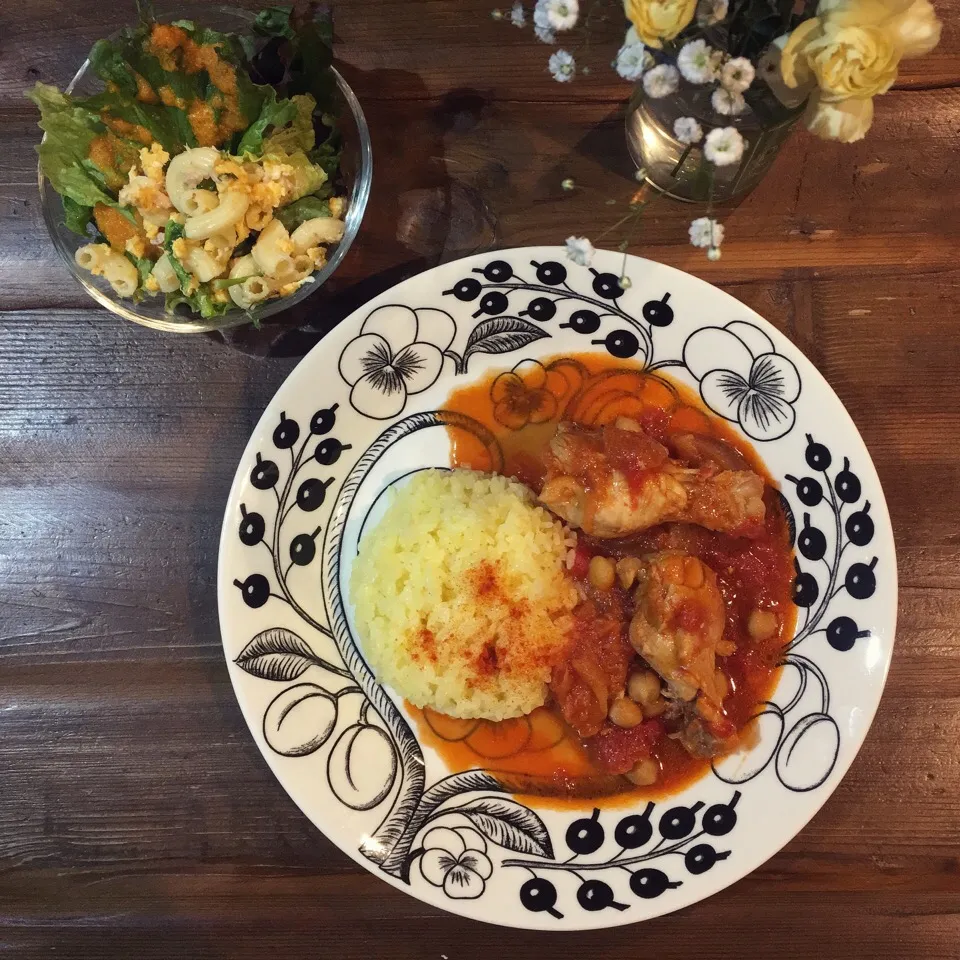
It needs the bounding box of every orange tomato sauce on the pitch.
[407,352,796,807]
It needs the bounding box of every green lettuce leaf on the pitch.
[262,93,316,154]
[163,219,192,292]
[236,88,299,156]
[26,83,116,208]
[279,148,327,202]
[165,283,232,318]
[63,196,94,235]
[275,193,330,231]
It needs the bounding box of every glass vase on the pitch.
[626,79,806,203]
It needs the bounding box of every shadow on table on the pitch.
[212,67,501,359]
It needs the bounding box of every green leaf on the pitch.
[253,6,297,40]
[262,93,317,154]
[236,88,299,156]
[62,196,94,235]
[127,252,155,286]
[163,219,192,293]
[26,83,117,208]
[275,193,330,231]
[88,38,138,96]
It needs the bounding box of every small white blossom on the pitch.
[510,1,526,26]
[533,0,555,41]
[689,216,725,249]
[677,39,718,84]
[707,246,722,260]
[696,0,728,25]
[712,86,746,115]
[548,49,576,82]
[614,42,650,82]
[673,116,703,144]
[721,57,755,93]
[541,0,578,31]
[642,64,680,99]
[704,126,745,166]
[565,236,595,266]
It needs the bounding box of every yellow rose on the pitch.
[623,0,697,48]
[781,0,941,100]
[805,93,875,141]
[783,19,899,99]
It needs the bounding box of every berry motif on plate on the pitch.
[505,795,739,919]
[714,432,880,793]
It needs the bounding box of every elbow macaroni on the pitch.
[252,218,295,280]
[151,254,180,293]
[291,217,345,253]
[76,243,138,297]
[166,147,220,214]
[184,189,250,241]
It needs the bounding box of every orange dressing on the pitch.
[92,203,140,252]
[408,352,796,807]
[146,24,247,147]
[87,134,141,191]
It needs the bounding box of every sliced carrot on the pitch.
[526,708,568,752]
[466,716,532,758]
[422,707,480,742]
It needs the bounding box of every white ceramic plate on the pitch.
[217,248,896,930]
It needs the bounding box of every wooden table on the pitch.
[2,2,959,956]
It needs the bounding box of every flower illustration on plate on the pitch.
[339,305,456,419]
[682,320,801,441]
[419,827,493,900]
[490,358,572,430]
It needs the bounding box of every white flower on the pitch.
[642,64,680,99]
[614,42,650,82]
[420,828,493,901]
[339,305,456,419]
[683,321,801,441]
[541,0,578,31]
[548,49,576,82]
[689,216,724,248]
[720,56,755,93]
[565,235,595,266]
[674,116,703,144]
[712,86,746,116]
[510,0,526,26]
[696,0,728,26]
[533,0,556,41]
[678,39,718,83]
[703,126,745,166]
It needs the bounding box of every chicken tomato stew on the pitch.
[407,354,795,802]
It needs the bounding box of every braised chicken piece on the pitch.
[538,419,766,539]
[550,582,632,739]
[628,552,736,757]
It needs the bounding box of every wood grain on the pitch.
[1,0,959,957]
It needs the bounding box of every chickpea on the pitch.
[588,555,616,591]
[616,557,643,589]
[625,757,659,786]
[608,696,644,728]
[748,608,779,642]
[642,697,668,719]
[627,669,661,706]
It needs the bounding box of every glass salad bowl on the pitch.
[37,4,372,334]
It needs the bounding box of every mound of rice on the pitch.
[350,469,578,720]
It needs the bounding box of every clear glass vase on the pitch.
[626,79,806,203]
